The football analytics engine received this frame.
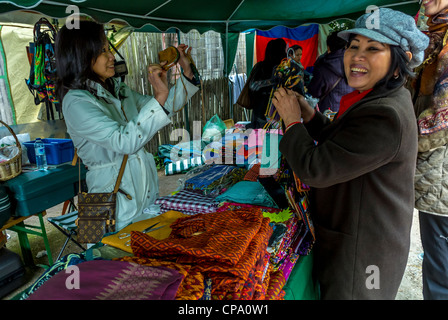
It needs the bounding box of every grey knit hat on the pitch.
[338,7,429,68]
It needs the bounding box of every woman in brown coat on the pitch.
[273,8,428,299]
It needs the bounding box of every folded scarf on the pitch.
[155,190,218,215]
[27,260,183,300]
[130,208,273,297]
[214,181,278,208]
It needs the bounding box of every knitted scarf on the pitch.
[416,9,448,136]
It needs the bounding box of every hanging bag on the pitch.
[25,17,58,105]
[236,80,252,109]
[75,154,129,243]
[236,64,262,110]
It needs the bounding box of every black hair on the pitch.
[375,46,414,90]
[347,33,414,90]
[327,31,347,52]
[262,38,287,74]
[289,44,303,52]
[55,20,113,100]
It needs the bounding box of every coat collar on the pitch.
[336,85,403,121]
[85,77,122,100]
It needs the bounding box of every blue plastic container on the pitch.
[23,138,74,165]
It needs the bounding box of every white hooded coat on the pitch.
[63,76,199,230]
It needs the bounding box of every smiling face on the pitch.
[423,0,448,16]
[91,39,115,83]
[343,34,392,92]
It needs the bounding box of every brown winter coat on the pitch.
[279,85,417,299]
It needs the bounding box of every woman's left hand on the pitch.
[272,87,302,127]
[177,44,194,79]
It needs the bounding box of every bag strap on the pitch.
[113,154,128,193]
[319,77,342,103]
[73,149,128,195]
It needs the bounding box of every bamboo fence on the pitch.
[119,31,249,155]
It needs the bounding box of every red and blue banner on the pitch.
[256,24,319,70]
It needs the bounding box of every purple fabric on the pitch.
[27,260,183,300]
[307,48,353,112]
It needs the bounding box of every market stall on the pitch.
[15,122,319,300]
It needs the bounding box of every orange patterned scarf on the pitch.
[418,9,448,96]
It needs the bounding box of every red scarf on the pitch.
[337,89,373,119]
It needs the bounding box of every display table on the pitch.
[1,164,87,267]
[0,212,52,267]
[2,164,86,217]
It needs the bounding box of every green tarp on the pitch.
[1,0,421,34]
[0,1,422,75]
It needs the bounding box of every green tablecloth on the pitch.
[283,250,320,300]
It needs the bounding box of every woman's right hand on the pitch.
[148,63,169,106]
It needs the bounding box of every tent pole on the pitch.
[225,22,229,77]
[225,22,231,120]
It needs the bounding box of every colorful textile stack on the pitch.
[285,175,315,254]
[155,190,218,215]
[244,163,261,181]
[271,218,301,281]
[215,200,311,285]
[184,164,246,196]
[215,181,278,208]
[203,133,242,165]
[129,208,284,300]
[216,201,281,215]
[235,129,266,166]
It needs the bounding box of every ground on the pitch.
[1,170,424,300]
[396,210,423,300]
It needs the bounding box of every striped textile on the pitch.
[165,157,205,176]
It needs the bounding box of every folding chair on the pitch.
[47,210,86,261]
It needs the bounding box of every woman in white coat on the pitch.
[55,21,199,230]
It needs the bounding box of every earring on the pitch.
[394,74,399,79]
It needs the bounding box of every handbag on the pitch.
[75,153,129,243]
[236,64,261,110]
[236,80,252,109]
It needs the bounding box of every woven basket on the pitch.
[0,120,22,181]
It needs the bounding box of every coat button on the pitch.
[151,110,154,114]
[137,122,140,126]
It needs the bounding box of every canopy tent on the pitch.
[0,0,423,75]
[0,0,421,34]
[0,0,423,72]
